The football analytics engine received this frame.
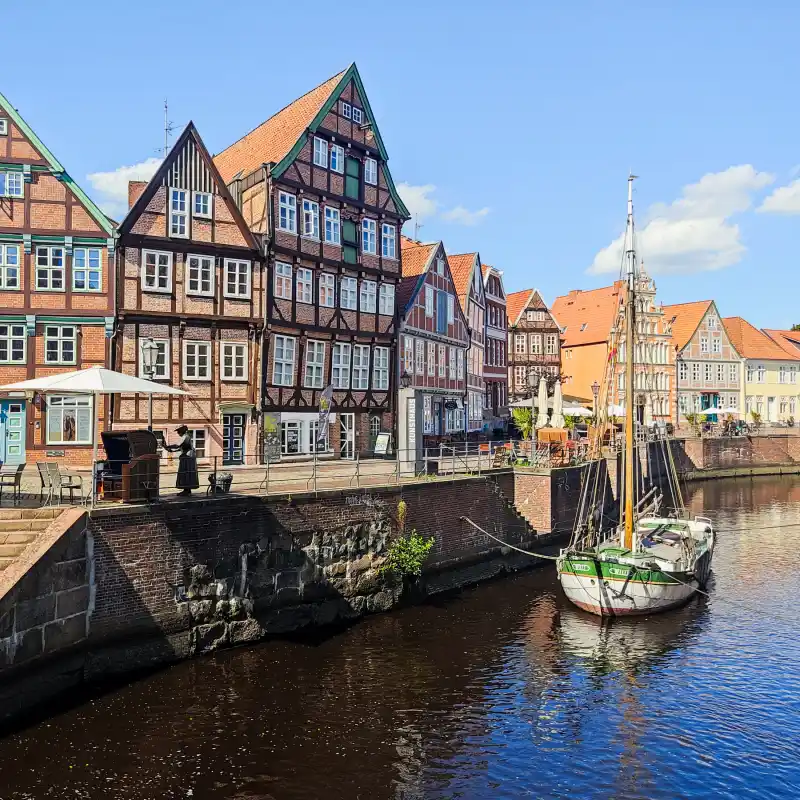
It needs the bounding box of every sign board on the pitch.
[374,432,391,455]
[262,412,281,463]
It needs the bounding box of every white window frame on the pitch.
[324,206,341,244]
[330,145,344,174]
[274,262,292,300]
[373,347,389,390]
[340,102,352,119]
[728,363,737,383]
[381,223,396,259]
[449,346,456,379]
[352,345,370,390]
[319,272,335,307]
[447,295,454,325]
[0,324,26,364]
[700,336,709,354]
[415,339,424,375]
[72,247,102,292]
[221,342,248,381]
[0,170,23,198]
[0,244,20,290]
[438,344,446,378]
[340,276,357,310]
[378,283,395,315]
[46,395,93,446]
[545,334,557,355]
[169,188,188,238]
[35,246,65,291]
[192,191,212,219]
[365,158,378,185]
[424,286,434,317]
[273,335,296,387]
[427,341,436,377]
[138,338,170,380]
[515,334,526,354]
[44,325,77,365]
[182,341,211,381]
[296,268,313,304]
[186,254,214,297]
[360,280,376,313]
[679,361,688,381]
[457,349,465,379]
[352,107,363,124]
[332,342,351,389]
[403,336,414,374]
[362,219,377,254]
[0,120,7,136]
[304,340,326,389]
[712,337,721,354]
[141,249,173,293]
[302,199,320,239]
[223,259,251,299]
[278,192,297,233]
[313,137,328,168]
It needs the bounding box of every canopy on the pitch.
[563,405,593,418]
[0,366,187,396]
[716,406,740,415]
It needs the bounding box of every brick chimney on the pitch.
[128,181,148,210]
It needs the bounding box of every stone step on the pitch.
[0,542,28,558]
[0,532,37,545]
[0,519,52,533]
[0,556,14,571]
[0,508,61,521]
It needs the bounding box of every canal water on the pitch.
[1,476,800,799]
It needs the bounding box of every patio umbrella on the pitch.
[717,406,740,415]
[607,403,626,417]
[563,405,593,417]
[535,377,549,429]
[550,380,565,428]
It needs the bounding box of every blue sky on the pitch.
[6,1,800,327]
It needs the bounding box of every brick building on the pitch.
[215,64,409,459]
[114,123,264,464]
[481,263,508,425]
[0,91,116,466]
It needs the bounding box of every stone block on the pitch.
[259,604,313,634]
[52,559,87,592]
[350,554,372,574]
[188,599,214,624]
[0,607,14,640]
[275,569,300,591]
[44,614,87,653]
[55,586,89,619]
[13,567,54,603]
[312,598,348,626]
[16,595,55,631]
[193,621,228,653]
[60,530,87,562]
[228,618,263,645]
[14,628,43,664]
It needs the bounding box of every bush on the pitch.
[380,529,434,578]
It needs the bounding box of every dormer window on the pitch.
[0,120,7,136]
[352,107,363,124]
[193,192,211,218]
[580,323,588,331]
[436,256,444,276]
[341,102,352,119]
[169,188,188,237]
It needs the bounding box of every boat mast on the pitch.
[622,174,637,551]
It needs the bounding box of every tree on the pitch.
[791,324,800,332]
[511,407,534,440]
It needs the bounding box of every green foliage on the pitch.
[511,407,534,440]
[751,410,762,426]
[380,529,434,578]
[791,324,800,332]
[396,498,407,531]
[564,415,577,430]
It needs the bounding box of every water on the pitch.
[2,476,800,799]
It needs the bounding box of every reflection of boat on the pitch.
[556,176,715,616]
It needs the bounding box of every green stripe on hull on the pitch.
[560,558,687,586]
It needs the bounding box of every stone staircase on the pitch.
[0,508,63,574]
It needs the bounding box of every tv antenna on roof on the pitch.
[163,99,176,158]
[413,214,423,241]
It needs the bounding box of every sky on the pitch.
[5,1,800,328]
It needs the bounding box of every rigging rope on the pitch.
[460,516,561,561]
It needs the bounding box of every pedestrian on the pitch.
[165,425,199,497]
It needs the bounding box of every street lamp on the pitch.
[140,337,159,431]
[591,380,600,419]
[400,369,412,389]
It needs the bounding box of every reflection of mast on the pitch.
[623,174,638,551]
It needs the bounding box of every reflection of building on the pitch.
[481,264,508,423]
[0,92,116,466]
[506,289,561,404]
[663,300,742,424]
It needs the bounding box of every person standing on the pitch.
[166,425,199,497]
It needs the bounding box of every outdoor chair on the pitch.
[36,462,52,503]
[45,462,84,505]
[0,464,25,506]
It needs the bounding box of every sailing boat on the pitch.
[556,176,715,617]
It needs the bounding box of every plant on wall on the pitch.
[379,529,434,578]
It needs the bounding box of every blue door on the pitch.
[0,401,26,465]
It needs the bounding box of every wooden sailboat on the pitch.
[556,176,715,617]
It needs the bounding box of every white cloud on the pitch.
[86,157,162,219]
[397,182,438,225]
[441,205,491,226]
[757,178,800,214]
[588,165,774,275]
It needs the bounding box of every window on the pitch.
[274,262,292,300]
[0,244,20,289]
[758,365,766,383]
[0,324,26,363]
[679,361,688,381]
[716,364,725,383]
[791,366,798,384]
[515,334,526,354]
[345,157,360,199]
[415,339,424,375]
[707,315,718,329]
[324,207,341,244]
[319,273,335,307]
[424,286,434,317]
[304,340,326,388]
[449,346,456,379]
[700,336,709,354]
[183,342,211,380]
[302,200,320,239]
[352,345,370,389]
[224,259,251,298]
[47,396,92,445]
[427,341,435,376]
[313,137,328,168]
[139,338,169,379]
[36,246,64,290]
[726,364,736,383]
[45,325,76,365]
[352,106,363,124]
[193,192,211,218]
[0,120,6,136]
[705,363,713,383]
[447,295,454,325]
[365,157,378,185]
[273,335,296,386]
[221,343,248,381]
[381,224,396,258]
[546,334,557,355]
[438,344,446,378]
[530,334,542,355]
[296,268,313,304]
[169,188,188,237]
[746,364,755,382]
[403,337,414,374]
[278,192,297,232]
[362,219,377,254]
[332,343,351,389]
[712,337,721,354]
[186,255,214,296]
[190,429,206,458]
[360,280,376,312]
[281,421,302,455]
[379,283,395,315]
[142,250,172,292]
[457,349,464,379]
[340,276,357,309]
[0,171,23,198]
[340,101,352,119]
[373,347,389,390]
[330,145,344,173]
[342,219,358,263]
[73,248,101,291]
[779,366,788,384]
[679,395,688,415]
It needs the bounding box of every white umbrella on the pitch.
[535,377,549,429]
[550,379,565,428]
[607,403,626,417]
[563,405,593,418]
[717,406,739,415]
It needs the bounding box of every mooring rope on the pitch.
[460,516,561,560]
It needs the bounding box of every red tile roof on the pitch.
[661,300,714,352]
[506,289,535,327]
[723,317,796,361]
[551,283,624,347]
[762,329,800,359]
[398,237,436,312]
[447,253,478,307]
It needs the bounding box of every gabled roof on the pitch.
[762,329,800,359]
[398,237,438,312]
[552,283,624,347]
[118,122,260,251]
[723,317,796,361]
[0,90,115,237]
[661,300,714,352]
[448,252,482,309]
[506,289,536,327]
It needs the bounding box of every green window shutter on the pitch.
[345,157,360,200]
[343,246,358,264]
[342,219,357,245]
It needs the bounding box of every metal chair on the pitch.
[0,464,25,506]
[45,462,84,505]
[36,462,52,504]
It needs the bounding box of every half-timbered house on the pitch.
[0,92,116,466]
[114,123,264,465]
[214,64,409,459]
[397,238,469,457]
[481,263,508,426]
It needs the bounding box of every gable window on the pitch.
[351,107,363,124]
[341,101,352,119]
[221,343,248,381]
[0,324,25,363]
[700,336,709,354]
[330,145,344,174]
[344,157,360,200]
[273,335,295,386]
[274,262,292,300]
[352,345,370,389]
[373,347,389,390]
[193,192,211,218]
[332,343,351,389]
[340,276,357,310]
[319,272,335,307]
[415,339,424,375]
[0,171,23,198]
[313,137,328,168]
[187,255,214,296]
[0,120,6,136]
[424,286,434,317]
[142,250,172,293]
[712,337,721,354]
[36,246,64,290]
[324,207,341,244]
[45,325,76,365]
[449,346,456,379]
[427,342,436,376]
[381,224,396,258]
[365,158,378,185]
[0,244,20,289]
[360,280,376,313]
[707,315,718,329]
[224,259,251,299]
[278,192,297,233]
[302,200,320,239]
[436,256,444,276]
[169,188,188,237]
[47,396,92,445]
[378,283,395,315]
[447,294,454,324]
[73,248,101,291]
[183,341,211,380]
[362,219,377,254]
[304,340,326,388]
[139,338,169,380]
[296,268,313,304]
[403,337,414,373]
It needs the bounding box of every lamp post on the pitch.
[400,369,412,390]
[591,380,600,420]
[140,338,159,431]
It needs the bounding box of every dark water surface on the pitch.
[2,476,800,799]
